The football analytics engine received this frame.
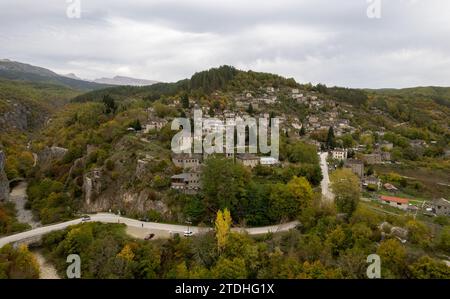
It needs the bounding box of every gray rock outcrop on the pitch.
[37,146,68,166]
[83,169,103,206]
[379,221,408,243]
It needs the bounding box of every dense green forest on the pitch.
[370,86,450,108]
[72,65,300,104]
[0,79,79,113]
[0,244,39,279]
[0,79,80,180]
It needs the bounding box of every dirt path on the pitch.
[33,250,60,279]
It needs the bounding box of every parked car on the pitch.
[144,233,155,240]
[183,231,194,237]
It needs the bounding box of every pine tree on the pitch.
[299,123,306,136]
[181,93,190,108]
[246,103,254,115]
[135,119,142,131]
[102,94,117,115]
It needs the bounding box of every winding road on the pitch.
[1,153,331,248]
[0,213,299,248]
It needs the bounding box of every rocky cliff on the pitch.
[0,100,46,131]
[78,154,170,216]
[0,151,9,201]
[37,146,68,166]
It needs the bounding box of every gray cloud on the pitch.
[0,0,449,88]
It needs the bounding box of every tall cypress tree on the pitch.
[181,93,190,109]
[299,123,306,136]
[327,126,335,149]
[247,103,254,115]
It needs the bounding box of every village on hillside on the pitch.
[121,84,449,223]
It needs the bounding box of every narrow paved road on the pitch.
[0,213,299,247]
[320,152,334,201]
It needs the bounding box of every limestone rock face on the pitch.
[0,151,9,201]
[83,169,103,206]
[37,146,68,166]
[82,182,170,217]
[0,102,38,131]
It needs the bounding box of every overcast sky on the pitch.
[1,0,449,88]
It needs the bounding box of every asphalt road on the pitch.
[0,213,299,247]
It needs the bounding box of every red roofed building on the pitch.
[379,195,410,210]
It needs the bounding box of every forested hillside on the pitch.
[0,79,80,179]
[0,79,82,231]
[0,64,449,280]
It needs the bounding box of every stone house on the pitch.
[362,153,382,165]
[172,153,202,169]
[431,198,450,216]
[236,153,259,168]
[379,195,409,211]
[363,176,381,190]
[344,159,364,177]
[331,148,348,160]
[171,172,201,194]
[144,119,168,133]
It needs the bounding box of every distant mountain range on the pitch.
[92,76,159,86]
[62,73,83,80]
[62,73,159,86]
[0,59,109,91]
[0,59,158,91]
